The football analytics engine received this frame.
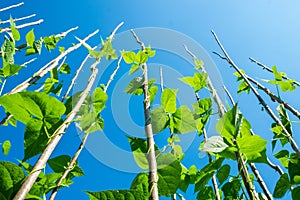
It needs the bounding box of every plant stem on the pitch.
[131,29,159,200]
[211,30,300,159]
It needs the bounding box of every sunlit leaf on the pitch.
[161,88,177,114]
[122,51,136,64]
[26,29,35,47]
[2,140,11,155]
[201,136,228,153]
[151,107,169,134]
[172,105,196,134]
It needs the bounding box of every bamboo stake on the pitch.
[0,2,24,12]
[131,29,159,200]
[0,19,44,33]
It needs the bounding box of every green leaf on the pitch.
[135,51,148,64]
[130,173,149,199]
[194,59,204,70]
[193,98,212,135]
[222,178,241,199]
[43,35,61,51]
[125,77,144,95]
[122,51,136,64]
[196,186,214,200]
[236,135,268,163]
[10,16,20,41]
[292,186,300,200]
[89,49,105,59]
[194,158,224,192]
[0,161,25,199]
[1,64,24,78]
[26,29,35,47]
[2,140,11,155]
[277,104,292,135]
[144,45,156,57]
[172,105,196,134]
[1,37,15,67]
[59,63,71,74]
[151,107,169,134]
[92,87,108,113]
[179,72,207,92]
[157,153,182,197]
[127,137,149,169]
[79,112,104,133]
[24,119,48,160]
[201,136,228,153]
[100,38,117,60]
[217,164,230,185]
[161,88,177,114]
[129,63,140,75]
[48,155,84,178]
[288,158,300,185]
[0,92,65,124]
[149,85,158,103]
[274,150,289,168]
[273,173,290,198]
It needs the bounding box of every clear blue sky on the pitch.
[1,1,300,200]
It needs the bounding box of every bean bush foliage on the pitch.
[1,4,300,200]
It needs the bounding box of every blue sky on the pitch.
[1,0,300,199]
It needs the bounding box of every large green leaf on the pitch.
[122,51,136,64]
[135,51,148,64]
[179,72,207,92]
[236,135,267,163]
[24,119,48,160]
[26,29,35,47]
[222,178,242,199]
[171,105,196,134]
[217,164,230,185]
[288,157,300,185]
[127,137,149,169]
[161,88,177,114]
[1,64,24,78]
[273,173,290,198]
[292,186,300,200]
[151,107,169,134]
[196,186,214,200]
[194,158,224,192]
[92,87,108,113]
[0,161,25,199]
[274,150,289,168]
[200,136,228,153]
[192,98,212,135]
[0,92,65,125]
[157,153,182,197]
[48,155,84,178]
[79,112,104,134]
[1,36,15,68]
[130,173,149,199]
